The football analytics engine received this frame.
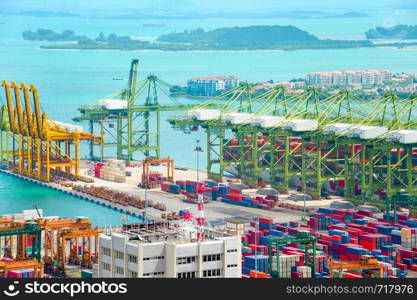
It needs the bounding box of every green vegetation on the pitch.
[156,26,373,50]
[365,25,417,39]
[23,25,417,51]
[23,29,84,41]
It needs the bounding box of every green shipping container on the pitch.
[81,270,93,278]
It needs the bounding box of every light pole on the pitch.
[143,184,148,230]
[195,140,203,183]
[302,150,307,220]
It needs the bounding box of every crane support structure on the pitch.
[74,59,223,163]
[329,256,385,278]
[0,259,44,278]
[169,87,417,217]
[0,81,103,182]
[0,222,42,261]
[268,232,317,278]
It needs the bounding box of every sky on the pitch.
[0,0,416,14]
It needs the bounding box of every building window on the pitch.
[227,264,238,268]
[202,254,221,262]
[101,247,111,256]
[129,271,137,278]
[227,249,238,253]
[115,251,124,260]
[143,256,164,261]
[128,255,137,263]
[203,269,221,277]
[177,256,196,265]
[143,271,165,277]
[102,262,110,271]
[177,272,196,278]
[115,266,124,275]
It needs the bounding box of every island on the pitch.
[365,25,417,40]
[22,25,417,51]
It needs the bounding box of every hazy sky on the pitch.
[1,0,416,13]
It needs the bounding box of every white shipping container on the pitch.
[224,112,254,124]
[188,109,221,121]
[388,129,417,144]
[98,99,128,110]
[323,123,354,135]
[252,116,286,128]
[286,119,318,132]
[352,126,388,140]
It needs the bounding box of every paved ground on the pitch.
[78,161,342,224]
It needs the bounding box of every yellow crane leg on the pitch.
[46,139,50,182]
[27,136,32,176]
[36,140,41,180]
[75,133,80,178]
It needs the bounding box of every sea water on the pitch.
[0,172,142,226]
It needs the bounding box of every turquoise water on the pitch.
[0,13,416,222]
[0,172,142,226]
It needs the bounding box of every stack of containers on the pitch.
[259,217,274,235]
[94,162,105,177]
[271,255,299,278]
[168,184,182,194]
[185,181,197,193]
[401,227,417,249]
[100,159,126,183]
[247,230,263,245]
[161,182,172,192]
[243,255,269,274]
[359,234,391,251]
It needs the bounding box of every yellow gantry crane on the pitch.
[1,80,103,182]
[329,256,385,278]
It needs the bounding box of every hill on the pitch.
[365,25,417,39]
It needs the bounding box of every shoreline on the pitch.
[0,168,152,222]
[37,45,417,52]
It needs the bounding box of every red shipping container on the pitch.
[259,217,273,224]
[409,265,417,272]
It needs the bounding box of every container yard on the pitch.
[1,59,417,281]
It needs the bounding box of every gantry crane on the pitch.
[57,228,100,269]
[35,218,99,277]
[170,86,417,217]
[268,232,317,278]
[0,80,103,182]
[0,221,42,261]
[0,259,44,278]
[74,59,223,163]
[329,255,385,278]
[141,157,174,188]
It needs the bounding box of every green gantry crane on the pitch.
[169,86,417,219]
[74,59,222,163]
[0,222,42,261]
[268,231,317,278]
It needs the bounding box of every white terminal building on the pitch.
[97,222,242,278]
[306,69,392,86]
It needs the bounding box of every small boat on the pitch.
[143,24,165,27]
[112,77,124,81]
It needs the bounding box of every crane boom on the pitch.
[29,84,43,139]
[21,83,34,137]
[1,80,16,133]
[11,81,26,135]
